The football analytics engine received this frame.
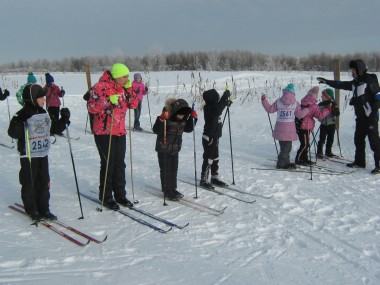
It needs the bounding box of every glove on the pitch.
[227,95,234,107]
[327,104,333,111]
[191,110,198,119]
[135,88,140,95]
[60,108,71,124]
[109,94,120,105]
[145,86,148,92]
[226,85,230,91]
[83,90,91,101]
[160,110,170,121]
[332,107,340,117]
[61,89,65,96]
[3,89,10,97]
[261,94,266,101]
[317,77,327,84]
[349,97,358,106]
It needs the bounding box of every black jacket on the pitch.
[8,105,67,155]
[202,89,230,139]
[324,60,380,118]
[153,115,194,155]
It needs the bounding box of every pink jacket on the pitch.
[132,81,146,101]
[87,71,138,136]
[262,91,310,141]
[45,84,64,108]
[299,94,330,131]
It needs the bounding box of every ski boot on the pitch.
[210,177,228,187]
[200,179,215,190]
[41,211,57,221]
[116,197,134,208]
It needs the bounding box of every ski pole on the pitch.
[97,109,115,212]
[226,103,235,185]
[307,130,313,181]
[85,65,92,135]
[128,108,139,204]
[336,126,343,157]
[6,97,14,143]
[25,125,38,227]
[192,103,198,199]
[146,86,153,131]
[265,80,279,156]
[65,124,85,219]
[163,119,168,206]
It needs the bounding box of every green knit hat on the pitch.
[27,72,37,84]
[322,88,334,100]
[110,63,130,79]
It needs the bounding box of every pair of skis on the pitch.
[0,142,15,149]
[9,203,106,247]
[79,192,189,234]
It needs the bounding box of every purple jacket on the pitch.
[262,91,310,141]
[132,81,146,101]
[299,94,330,131]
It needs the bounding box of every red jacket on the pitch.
[87,71,138,136]
[45,84,64,108]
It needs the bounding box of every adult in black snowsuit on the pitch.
[317,59,380,174]
[0,87,10,101]
[153,98,196,200]
[200,88,232,189]
[8,84,70,222]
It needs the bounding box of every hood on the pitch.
[203,89,220,105]
[280,91,296,105]
[349,59,367,77]
[165,98,192,116]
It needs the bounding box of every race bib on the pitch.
[276,101,296,122]
[24,113,51,158]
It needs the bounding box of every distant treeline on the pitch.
[1,50,380,73]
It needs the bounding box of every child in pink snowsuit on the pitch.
[262,83,310,169]
[295,86,332,165]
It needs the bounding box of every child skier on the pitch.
[317,88,340,158]
[16,72,37,106]
[132,73,148,131]
[8,84,70,222]
[261,83,310,169]
[295,86,332,165]
[153,98,197,200]
[44,73,65,135]
[200,87,232,189]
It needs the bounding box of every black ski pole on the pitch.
[336,126,343,157]
[65,124,84,219]
[6,97,14,143]
[146,88,153,131]
[192,103,198,199]
[308,130,313,181]
[226,104,235,185]
[163,119,168,206]
[267,111,279,156]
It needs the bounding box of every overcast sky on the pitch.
[1,0,379,64]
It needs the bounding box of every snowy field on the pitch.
[0,70,379,285]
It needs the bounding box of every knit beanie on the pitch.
[45,73,54,84]
[322,88,334,100]
[22,84,47,106]
[307,86,319,99]
[133,73,142,81]
[27,72,37,84]
[110,63,130,79]
[283,83,295,94]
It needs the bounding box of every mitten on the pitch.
[261,94,266,101]
[109,94,120,105]
[316,77,327,84]
[191,110,198,119]
[60,108,71,124]
[145,86,148,92]
[3,89,10,97]
[333,107,340,117]
[61,89,65,96]
[160,110,170,121]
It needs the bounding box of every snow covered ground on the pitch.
[0,70,379,285]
